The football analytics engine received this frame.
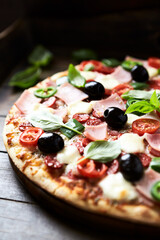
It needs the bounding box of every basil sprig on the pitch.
[122,90,160,101]
[125,91,160,115]
[68,64,86,88]
[72,49,97,61]
[27,109,84,137]
[9,66,41,89]
[121,60,142,71]
[60,119,84,139]
[130,82,149,90]
[102,58,121,67]
[150,158,160,173]
[28,45,53,67]
[82,140,121,163]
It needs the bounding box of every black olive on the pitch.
[131,65,149,82]
[84,81,105,100]
[38,132,64,153]
[119,154,143,182]
[104,107,127,130]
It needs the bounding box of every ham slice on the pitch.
[52,108,68,121]
[111,66,131,83]
[15,90,41,114]
[136,168,160,201]
[145,133,160,152]
[84,122,108,141]
[92,93,126,117]
[55,82,88,105]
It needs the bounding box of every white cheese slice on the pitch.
[65,161,79,175]
[57,145,81,164]
[95,74,119,89]
[99,172,137,201]
[126,114,140,125]
[147,66,158,78]
[68,101,93,115]
[80,71,96,80]
[119,133,145,153]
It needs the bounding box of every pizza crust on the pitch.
[3,70,160,227]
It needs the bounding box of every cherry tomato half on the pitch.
[148,57,160,69]
[19,127,44,146]
[132,118,160,136]
[149,80,160,90]
[112,83,134,96]
[77,158,107,178]
[79,60,114,74]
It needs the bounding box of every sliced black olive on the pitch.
[104,107,127,130]
[38,132,64,153]
[119,153,143,182]
[84,81,105,100]
[131,65,149,82]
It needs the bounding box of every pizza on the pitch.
[3,56,160,226]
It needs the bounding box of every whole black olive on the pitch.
[131,65,149,82]
[119,153,143,182]
[104,107,127,130]
[84,81,105,100]
[38,132,64,153]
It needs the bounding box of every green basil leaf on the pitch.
[68,64,86,88]
[121,60,142,71]
[122,90,160,101]
[125,100,155,114]
[150,90,160,108]
[72,49,97,61]
[84,140,121,163]
[150,158,160,173]
[56,76,68,86]
[27,109,63,131]
[130,82,149,90]
[28,45,53,67]
[102,58,121,67]
[84,63,95,71]
[158,69,160,74]
[9,66,41,89]
[126,99,144,116]
[60,119,84,139]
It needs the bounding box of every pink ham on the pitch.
[136,168,160,201]
[52,108,68,121]
[55,82,88,105]
[111,66,131,83]
[15,90,41,114]
[125,55,146,64]
[84,122,107,141]
[92,93,126,118]
[145,133,160,152]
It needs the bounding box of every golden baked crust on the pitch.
[3,70,160,226]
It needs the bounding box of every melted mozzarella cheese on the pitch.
[126,114,140,125]
[57,145,81,164]
[95,74,119,89]
[99,172,137,201]
[80,71,96,80]
[68,101,93,115]
[119,133,145,153]
[147,66,158,78]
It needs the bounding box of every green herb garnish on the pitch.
[150,157,160,173]
[151,181,160,201]
[102,58,121,67]
[121,60,142,71]
[60,119,84,139]
[68,64,86,88]
[122,90,160,101]
[130,82,149,90]
[72,49,97,61]
[34,86,57,98]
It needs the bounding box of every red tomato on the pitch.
[156,110,160,118]
[86,118,102,126]
[79,60,114,74]
[137,153,151,167]
[19,127,44,146]
[148,57,160,69]
[149,80,160,90]
[132,118,160,136]
[77,158,107,178]
[104,89,112,96]
[72,113,90,123]
[112,83,134,96]
[44,155,63,169]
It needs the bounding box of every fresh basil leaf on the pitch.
[150,157,160,173]
[27,109,63,131]
[72,49,97,61]
[122,90,160,101]
[28,45,53,67]
[126,99,144,116]
[84,63,95,71]
[9,66,41,89]
[158,69,160,74]
[68,64,86,88]
[125,100,155,114]
[150,90,160,108]
[60,119,84,139]
[130,82,149,90]
[102,58,121,67]
[121,60,142,71]
[56,76,68,86]
[84,140,121,163]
